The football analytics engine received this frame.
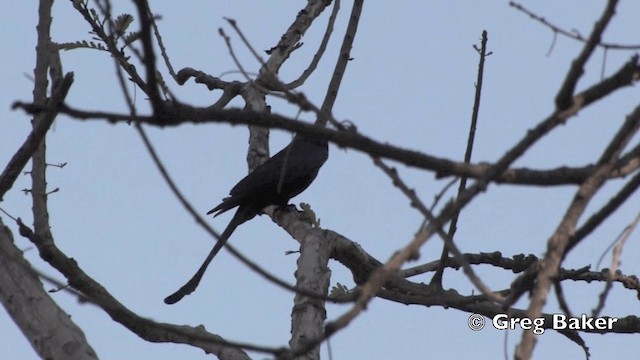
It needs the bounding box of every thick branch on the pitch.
[0,219,97,359]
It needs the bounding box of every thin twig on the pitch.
[431,30,488,287]
[551,0,619,109]
[373,158,489,296]
[554,280,574,318]
[150,9,177,80]
[592,211,640,317]
[218,27,253,82]
[510,1,640,50]
[70,0,148,93]
[286,0,340,89]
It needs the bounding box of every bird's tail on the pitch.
[164,210,245,304]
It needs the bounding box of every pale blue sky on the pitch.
[2,1,640,359]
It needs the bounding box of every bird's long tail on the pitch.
[164,208,247,304]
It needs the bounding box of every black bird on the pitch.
[165,135,328,304]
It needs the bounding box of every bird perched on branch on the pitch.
[165,134,328,304]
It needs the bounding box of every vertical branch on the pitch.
[431,30,488,287]
[317,0,358,125]
[289,1,363,359]
[6,0,98,359]
[132,0,162,111]
[31,0,55,236]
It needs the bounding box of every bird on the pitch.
[164,134,328,304]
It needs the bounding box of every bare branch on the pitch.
[0,73,73,201]
[15,218,269,358]
[510,1,640,51]
[517,102,640,359]
[14,100,640,187]
[552,0,620,109]
[0,219,98,360]
[286,0,340,89]
[432,30,489,287]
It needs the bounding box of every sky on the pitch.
[1,1,640,359]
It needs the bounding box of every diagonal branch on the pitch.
[0,73,73,201]
[554,0,619,109]
[516,103,640,359]
[15,218,266,359]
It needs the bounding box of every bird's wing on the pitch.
[206,144,292,215]
[208,136,328,215]
[226,143,292,198]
